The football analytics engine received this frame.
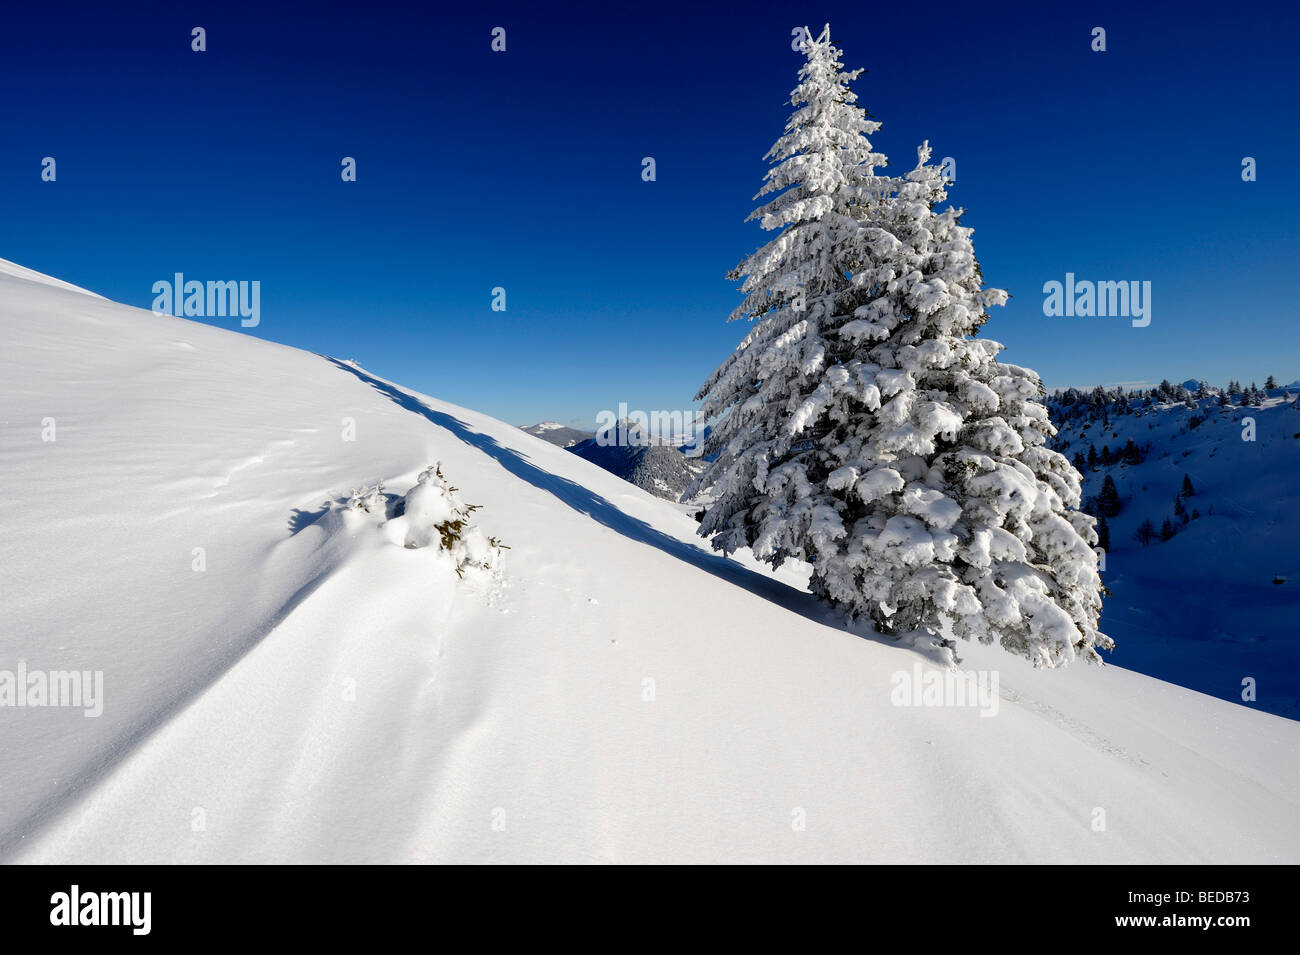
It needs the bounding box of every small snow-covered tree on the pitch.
[1134,518,1155,546]
[402,463,506,577]
[692,26,1110,667]
[1097,475,1121,517]
[346,482,386,514]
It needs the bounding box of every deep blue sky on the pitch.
[2,0,1296,427]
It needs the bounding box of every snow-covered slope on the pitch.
[1049,391,1300,717]
[0,257,104,298]
[2,258,1297,863]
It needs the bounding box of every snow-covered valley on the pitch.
[1,259,1297,864]
[1049,386,1300,718]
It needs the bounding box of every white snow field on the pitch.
[1,258,1296,864]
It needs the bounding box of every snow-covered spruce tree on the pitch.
[689,24,899,568]
[690,27,1110,667]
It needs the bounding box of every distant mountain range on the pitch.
[519,421,594,448]
[521,419,708,502]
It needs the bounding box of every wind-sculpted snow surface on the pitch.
[1,258,1297,863]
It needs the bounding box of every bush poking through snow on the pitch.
[335,466,506,580]
[346,483,386,514]
[402,463,507,577]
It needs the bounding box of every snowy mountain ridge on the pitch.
[518,421,593,449]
